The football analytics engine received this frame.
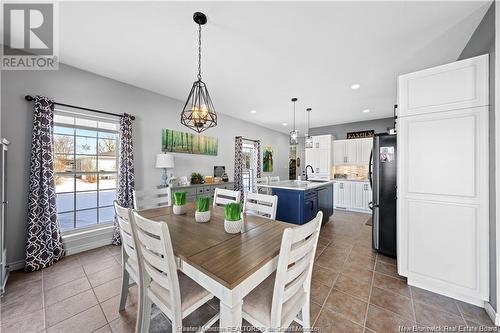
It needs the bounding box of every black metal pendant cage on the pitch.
[180,79,217,133]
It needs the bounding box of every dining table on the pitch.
[137,202,295,331]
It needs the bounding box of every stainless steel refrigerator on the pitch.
[369,133,397,257]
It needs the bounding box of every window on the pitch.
[53,112,118,233]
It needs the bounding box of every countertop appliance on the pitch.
[369,133,397,257]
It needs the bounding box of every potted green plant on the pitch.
[190,172,204,185]
[224,202,243,233]
[172,191,187,215]
[195,196,211,223]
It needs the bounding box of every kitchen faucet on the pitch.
[305,165,314,181]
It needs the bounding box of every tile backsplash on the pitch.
[332,165,368,180]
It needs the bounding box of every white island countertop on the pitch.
[257,180,335,191]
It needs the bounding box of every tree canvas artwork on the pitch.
[162,129,218,156]
[263,146,273,172]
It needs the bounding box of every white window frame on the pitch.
[53,109,119,236]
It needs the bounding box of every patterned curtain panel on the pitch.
[112,114,135,245]
[25,96,64,272]
[252,140,261,193]
[234,136,244,195]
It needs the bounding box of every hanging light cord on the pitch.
[198,24,202,80]
[307,109,310,135]
[293,100,296,130]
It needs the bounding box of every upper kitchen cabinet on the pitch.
[305,135,333,180]
[398,55,488,117]
[333,138,373,166]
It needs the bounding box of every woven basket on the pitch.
[195,210,211,223]
[224,218,243,234]
[173,204,187,215]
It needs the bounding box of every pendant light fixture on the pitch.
[290,98,299,145]
[305,108,313,148]
[180,12,217,133]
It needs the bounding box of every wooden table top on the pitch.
[137,203,293,289]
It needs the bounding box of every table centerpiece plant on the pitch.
[224,202,243,234]
[195,196,211,223]
[173,191,187,215]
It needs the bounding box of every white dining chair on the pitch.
[113,201,143,332]
[133,187,171,210]
[268,176,280,183]
[213,188,241,207]
[256,176,270,194]
[131,211,219,333]
[241,211,323,331]
[243,192,278,220]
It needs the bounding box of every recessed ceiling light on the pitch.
[363,109,370,113]
[351,84,361,90]
[282,122,288,126]
[250,110,257,114]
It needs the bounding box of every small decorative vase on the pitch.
[224,218,243,234]
[195,210,211,223]
[173,204,186,215]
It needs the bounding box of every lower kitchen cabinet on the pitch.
[333,181,371,213]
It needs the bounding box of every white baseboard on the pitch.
[485,302,500,326]
[7,259,25,271]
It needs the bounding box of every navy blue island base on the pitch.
[270,182,333,225]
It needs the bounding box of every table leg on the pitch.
[219,300,243,332]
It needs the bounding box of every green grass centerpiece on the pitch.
[195,196,211,223]
[173,191,187,215]
[224,202,243,233]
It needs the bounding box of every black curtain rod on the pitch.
[24,95,135,120]
[241,137,260,143]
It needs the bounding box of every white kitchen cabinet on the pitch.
[333,140,346,164]
[333,138,372,165]
[305,135,333,180]
[334,181,371,212]
[397,54,488,306]
[345,140,358,164]
[334,181,351,209]
[356,139,373,165]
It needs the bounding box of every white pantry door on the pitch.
[397,54,489,306]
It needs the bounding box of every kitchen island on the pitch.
[258,180,334,225]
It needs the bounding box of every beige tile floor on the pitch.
[0,210,495,332]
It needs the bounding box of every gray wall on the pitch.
[309,117,394,138]
[1,64,289,266]
[458,2,496,310]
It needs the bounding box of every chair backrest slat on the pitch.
[270,211,322,328]
[213,188,241,207]
[288,236,316,264]
[282,269,308,302]
[136,225,166,255]
[143,260,170,289]
[243,192,278,220]
[268,176,280,183]
[133,188,172,210]
[285,252,312,284]
[141,245,169,272]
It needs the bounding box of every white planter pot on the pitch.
[195,210,211,223]
[173,204,187,215]
[224,218,243,234]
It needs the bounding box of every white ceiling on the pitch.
[56,1,490,134]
